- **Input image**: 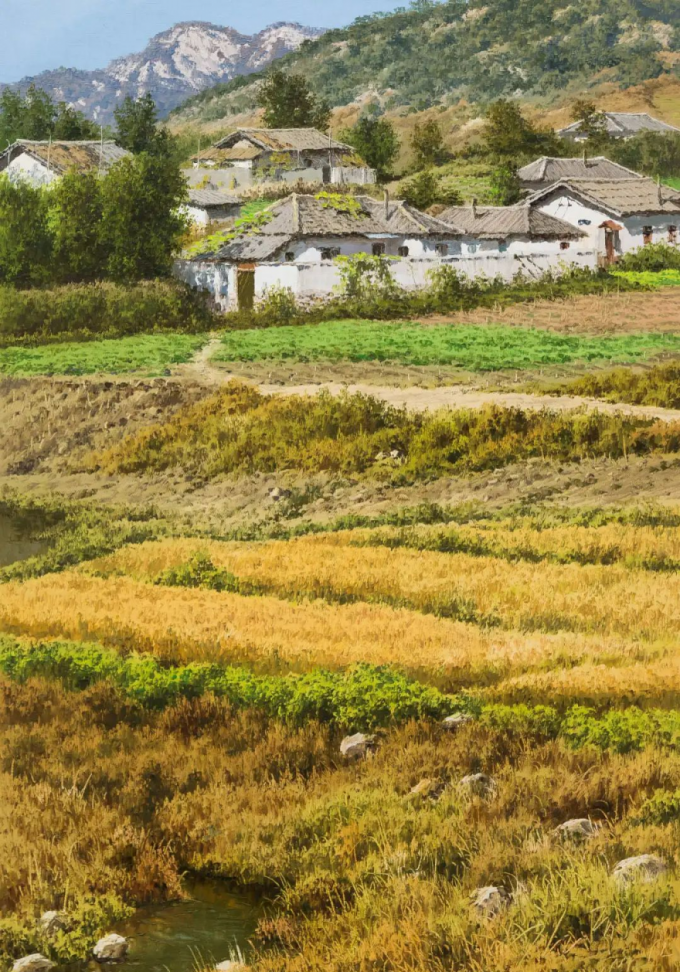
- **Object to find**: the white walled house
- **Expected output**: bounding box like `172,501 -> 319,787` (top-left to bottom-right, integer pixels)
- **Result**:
558,112 -> 680,143
175,194 -> 593,312
184,188 -> 242,226
187,128 -> 376,193
0,140 -> 131,187
528,178 -> 680,265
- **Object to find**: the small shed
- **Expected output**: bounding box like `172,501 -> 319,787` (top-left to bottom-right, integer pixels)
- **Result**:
0,139 -> 131,187
185,188 -> 242,225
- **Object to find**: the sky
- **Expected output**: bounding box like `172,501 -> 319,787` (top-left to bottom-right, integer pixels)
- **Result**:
0,0 -> 393,83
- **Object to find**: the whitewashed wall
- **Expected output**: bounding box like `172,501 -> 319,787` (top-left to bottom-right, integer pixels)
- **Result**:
174,260 -> 234,311
535,191 -> 680,257
3,155 -> 59,187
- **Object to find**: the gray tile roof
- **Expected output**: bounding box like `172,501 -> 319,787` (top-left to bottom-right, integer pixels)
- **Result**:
528,177 -> 680,216
0,139 -> 131,175
558,112 -> 680,138
188,188 -> 240,208
201,193 -> 462,262
214,128 -> 353,153
438,203 -> 585,240
518,156 -> 642,184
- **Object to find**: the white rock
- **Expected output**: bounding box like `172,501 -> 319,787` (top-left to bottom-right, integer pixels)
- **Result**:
340,732 -> 376,759
408,778 -> 445,801
612,854 -> 668,885
554,819 -> 600,841
442,713 -> 473,731
215,963 -> 247,972
12,956 -> 55,972
269,487 -> 291,502
470,886 -> 510,918
93,934 -> 129,962
39,912 -> 68,936
460,773 -> 497,797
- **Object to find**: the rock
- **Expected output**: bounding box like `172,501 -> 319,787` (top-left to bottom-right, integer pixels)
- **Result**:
407,778 -> 445,801
93,934 -> 129,962
12,956 -> 55,972
470,886 -> 510,919
340,732 -> 376,759
441,713 -> 473,731
612,854 -> 668,886
389,449 -> 404,460
39,911 -> 68,936
554,819 -> 600,842
460,773 -> 497,798
215,963 -> 247,972
269,487 -> 291,502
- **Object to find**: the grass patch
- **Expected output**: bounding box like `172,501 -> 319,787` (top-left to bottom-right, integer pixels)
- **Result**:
529,362 -> 680,410
0,333 -> 208,376
214,321 -> 680,370
613,269 -> 680,288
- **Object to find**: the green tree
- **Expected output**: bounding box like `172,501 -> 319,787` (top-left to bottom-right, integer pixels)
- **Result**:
489,163 -> 522,205
52,102 -> 99,141
571,99 -> 610,147
0,84 -> 98,145
100,153 -> 188,282
0,177 -> 52,287
610,131 -> 680,178
257,68 -> 331,131
401,169 -> 439,209
114,94 -> 171,156
339,116 -> 400,182
483,99 -> 555,160
411,118 -> 447,168
48,170 -> 105,283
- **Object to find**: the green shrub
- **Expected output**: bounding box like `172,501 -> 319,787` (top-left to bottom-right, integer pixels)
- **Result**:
542,363 -> 680,410
636,789 -> 680,825
617,243 -> 680,272
0,280 -> 216,345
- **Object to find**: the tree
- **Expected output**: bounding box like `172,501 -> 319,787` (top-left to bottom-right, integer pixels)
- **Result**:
411,118 -> 447,168
489,163 -> 521,205
483,99 -> 555,160
571,99 -> 610,146
100,153 -> 188,281
339,116 -> 400,182
401,169 -> 440,209
257,68 -> 331,131
0,177 -> 52,287
48,170 -> 105,282
114,94 -> 171,156
52,102 -> 99,141
0,84 -> 98,146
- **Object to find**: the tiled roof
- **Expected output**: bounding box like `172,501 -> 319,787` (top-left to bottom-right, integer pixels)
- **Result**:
518,156 -> 642,184
192,145 -> 261,164
528,177 -> 680,216
188,188 -> 240,207
0,139 -> 131,175
558,112 -> 680,137
214,128 -> 353,153
439,203 -> 585,240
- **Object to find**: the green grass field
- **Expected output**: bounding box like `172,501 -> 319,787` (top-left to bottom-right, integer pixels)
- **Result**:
614,269 -> 680,288
214,321 -> 680,372
0,333 -> 208,376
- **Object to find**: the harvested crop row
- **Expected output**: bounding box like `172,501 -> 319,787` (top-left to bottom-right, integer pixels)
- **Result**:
0,572 -> 662,689
88,536 -> 680,640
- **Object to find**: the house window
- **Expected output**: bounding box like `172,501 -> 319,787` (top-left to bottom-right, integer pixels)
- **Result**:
435,243 -> 449,257
398,246 -> 409,257
467,243 -> 478,254
560,241 -> 571,250
304,158 -> 313,168
499,242 -> 509,253
578,219 -> 592,226
372,243 -> 386,256
320,247 -> 341,261
669,225 -> 678,244
285,251 -> 295,262
643,226 -> 653,245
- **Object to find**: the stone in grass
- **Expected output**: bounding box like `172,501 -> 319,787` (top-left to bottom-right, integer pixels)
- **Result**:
554,819 -> 601,842
460,773 -> 497,798
441,713 -> 473,732
39,911 -> 69,936
408,778 -> 446,801
93,934 -> 129,962
612,854 -> 668,886
215,963 -> 248,972
269,487 -> 291,502
12,956 -> 55,972
340,733 -> 376,760
470,886 -> 510,919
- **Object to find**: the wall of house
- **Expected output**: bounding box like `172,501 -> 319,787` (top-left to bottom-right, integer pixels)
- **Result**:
183,164 -> 375,193
535,192 -> 680,258
174,260 -> 234,311
3,154 -> 59,187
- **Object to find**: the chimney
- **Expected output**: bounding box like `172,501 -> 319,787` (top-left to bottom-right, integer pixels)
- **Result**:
471,197 -> 477,219
384,188 -> 390,220
582,148 -> 589,167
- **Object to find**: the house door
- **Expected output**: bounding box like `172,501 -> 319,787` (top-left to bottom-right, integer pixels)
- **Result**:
322,165 -> 332,184
237,268 -> 255,311
604,228 -> 618,266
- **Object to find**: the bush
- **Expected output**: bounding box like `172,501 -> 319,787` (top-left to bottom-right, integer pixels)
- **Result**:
617,243 -> 680,272
0,280 -> 217,345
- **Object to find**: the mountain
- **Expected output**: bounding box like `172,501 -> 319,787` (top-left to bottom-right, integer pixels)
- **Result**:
172,0 -> 680,124
1,21 -> 324,124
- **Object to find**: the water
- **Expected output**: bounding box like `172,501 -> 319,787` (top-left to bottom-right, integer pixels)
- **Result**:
0,510 -> 51,568
106,879 -> 262,972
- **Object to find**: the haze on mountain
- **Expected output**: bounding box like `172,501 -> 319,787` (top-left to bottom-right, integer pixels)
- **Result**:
0,21 -> 325,124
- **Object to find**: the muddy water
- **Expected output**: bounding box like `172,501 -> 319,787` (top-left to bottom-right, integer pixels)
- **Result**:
0,510 -> 51,567
107,879 -> 262,972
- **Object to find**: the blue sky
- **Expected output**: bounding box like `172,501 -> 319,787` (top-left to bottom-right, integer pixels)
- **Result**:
0,0 -> 393,83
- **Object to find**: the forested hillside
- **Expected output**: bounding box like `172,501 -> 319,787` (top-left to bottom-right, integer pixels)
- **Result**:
173,0 -> 680,124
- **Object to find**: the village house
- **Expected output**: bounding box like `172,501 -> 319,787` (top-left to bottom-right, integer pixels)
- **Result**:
175,193 -> 593,311
0,139 -> 131,187
184,188 -> 242,226
528,177 -> 680,265
558,112 -> 680,142
186,128 -> 376,192
518,156 -> 642,193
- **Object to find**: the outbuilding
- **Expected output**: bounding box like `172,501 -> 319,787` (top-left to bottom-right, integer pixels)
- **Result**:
184,188 -> 242,226
0,139 -> 131,187
518,156 -> 642,193
558,112 -> 680,142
